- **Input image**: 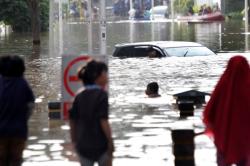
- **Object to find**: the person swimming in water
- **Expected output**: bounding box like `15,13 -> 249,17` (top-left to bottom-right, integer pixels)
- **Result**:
145,82 -> 161,98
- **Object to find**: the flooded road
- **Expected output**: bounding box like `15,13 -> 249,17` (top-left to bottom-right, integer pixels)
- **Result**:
0,20 -> 250,165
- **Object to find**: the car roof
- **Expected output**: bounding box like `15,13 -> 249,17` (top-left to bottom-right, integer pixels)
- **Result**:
115,41 -> 204,48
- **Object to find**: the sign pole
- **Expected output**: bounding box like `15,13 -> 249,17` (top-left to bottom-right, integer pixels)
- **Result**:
100,0 -> 107,55
59,0 -> 63,55
171,0 -> 174,20
88,0 -> 93,54
151,0 -> 155,20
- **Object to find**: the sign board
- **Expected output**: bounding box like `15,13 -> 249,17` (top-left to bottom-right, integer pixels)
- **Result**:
62,55 -> 107,119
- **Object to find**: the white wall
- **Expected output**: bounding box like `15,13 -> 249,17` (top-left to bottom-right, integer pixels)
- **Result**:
195,0 -> 219,7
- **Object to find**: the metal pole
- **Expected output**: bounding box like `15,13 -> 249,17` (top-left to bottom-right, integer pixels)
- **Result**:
130,0 -> 133,10
245,0 -> 249,51
59,0 -> 63,56
88,0 -> 93,54
171,21 -> 174,41
129,0 -> 133,19
79,0 -> 84,21
171,0 -> 174,20
221,0 -> 225,14
151,0 -> 155,20
245,0 -> 248,29
151,22 -> 155,41
49,0 -> 54,56
219,23 -> 222,51
100,0 -> 107,55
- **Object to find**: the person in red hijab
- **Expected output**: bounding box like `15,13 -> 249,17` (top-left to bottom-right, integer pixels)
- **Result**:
203,55 -> 250,166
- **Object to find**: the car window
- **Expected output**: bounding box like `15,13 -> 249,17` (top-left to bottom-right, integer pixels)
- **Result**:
163,46 -> 215,57
133,46 -> 150,57
115,47 -> 132,57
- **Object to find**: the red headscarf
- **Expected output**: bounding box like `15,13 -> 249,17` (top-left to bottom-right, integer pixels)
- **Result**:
203,55 -> 250,164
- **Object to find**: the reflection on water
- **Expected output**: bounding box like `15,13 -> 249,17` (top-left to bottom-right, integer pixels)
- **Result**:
50,20 -> 250,56
0,20 -> 250,165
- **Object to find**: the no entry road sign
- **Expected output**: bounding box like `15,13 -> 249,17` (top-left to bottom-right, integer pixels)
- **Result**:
61,55 -> 107,119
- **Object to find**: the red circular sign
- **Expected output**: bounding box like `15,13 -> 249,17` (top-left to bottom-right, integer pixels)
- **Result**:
63,56 -> 90,97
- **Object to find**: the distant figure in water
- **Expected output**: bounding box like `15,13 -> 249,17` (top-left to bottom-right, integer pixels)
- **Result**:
147,49 -> 161,58
187,6 -> 194,16
145,82 -> 161,98
203,55 -> 250,166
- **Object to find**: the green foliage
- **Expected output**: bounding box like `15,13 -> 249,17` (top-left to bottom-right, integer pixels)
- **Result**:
40,0 -> 49,31
227,11 -> 243,20
174,0 -> 194,15
192,5 -> 200,14
225,0 -> 244,14
0,0 -> 49,32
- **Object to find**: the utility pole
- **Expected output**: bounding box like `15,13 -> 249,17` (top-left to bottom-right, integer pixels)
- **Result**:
100,0 -> 107,55
87,0 -> 93,54
245,0 -> 249,51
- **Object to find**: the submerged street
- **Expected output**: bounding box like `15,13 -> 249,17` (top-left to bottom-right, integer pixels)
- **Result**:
1,20 -> 250,165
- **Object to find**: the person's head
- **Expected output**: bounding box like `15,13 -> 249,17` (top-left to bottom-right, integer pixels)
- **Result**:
225,55 -> 250,78
0,55 -> 25,77
148,50 -> 159,58
145,82 -> 160,97
78,60 -> 108,87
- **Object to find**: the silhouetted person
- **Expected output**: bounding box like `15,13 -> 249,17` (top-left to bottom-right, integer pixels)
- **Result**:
203,56 -> 250,166
187,6 -> 194,16
206,6 -> 212,14
70,60 -> 114,166
0,55 -> 35,166
145,82 -> 161,98
198,6 -> 204,15
213,2 -> 220,12
147,49 -> 161,58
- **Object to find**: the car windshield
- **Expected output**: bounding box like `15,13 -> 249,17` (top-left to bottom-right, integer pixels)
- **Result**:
163,46 -> 215,57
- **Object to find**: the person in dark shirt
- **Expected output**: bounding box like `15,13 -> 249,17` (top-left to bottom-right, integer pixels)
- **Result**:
0,55 -> 35,166
69,60 -> 114,166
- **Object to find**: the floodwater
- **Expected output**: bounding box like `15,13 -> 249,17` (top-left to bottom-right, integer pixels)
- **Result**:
0,19 -> 250,166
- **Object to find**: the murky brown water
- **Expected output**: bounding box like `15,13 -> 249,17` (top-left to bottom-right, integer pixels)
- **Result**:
0,19 -> 250,165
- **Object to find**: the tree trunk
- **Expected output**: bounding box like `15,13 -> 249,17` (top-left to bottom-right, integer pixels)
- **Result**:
27,0 -> 41,45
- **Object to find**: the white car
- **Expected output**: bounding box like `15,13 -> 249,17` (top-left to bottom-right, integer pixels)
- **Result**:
113,41 -> 216,58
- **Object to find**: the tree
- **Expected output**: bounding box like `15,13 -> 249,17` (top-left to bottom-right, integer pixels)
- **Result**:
174,0 -> 194,15
225,0 -> 244,14
27,0 -> 40,44
0,0 -> 31,32
0,0 -> 49,44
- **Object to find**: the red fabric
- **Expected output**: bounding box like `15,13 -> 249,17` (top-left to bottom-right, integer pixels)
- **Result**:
203,55 -> 250,164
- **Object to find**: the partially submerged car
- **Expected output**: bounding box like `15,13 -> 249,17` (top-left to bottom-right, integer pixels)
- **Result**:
112,41 -> 216,58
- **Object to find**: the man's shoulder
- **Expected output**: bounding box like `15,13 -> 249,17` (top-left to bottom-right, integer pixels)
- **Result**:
76,88 -> 107,98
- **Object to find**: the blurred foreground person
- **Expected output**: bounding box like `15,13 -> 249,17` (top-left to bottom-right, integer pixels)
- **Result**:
203,56 -> 250,166
0,55 -> 35,166
70,60 -> 114,166
145,82 -> 161,98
